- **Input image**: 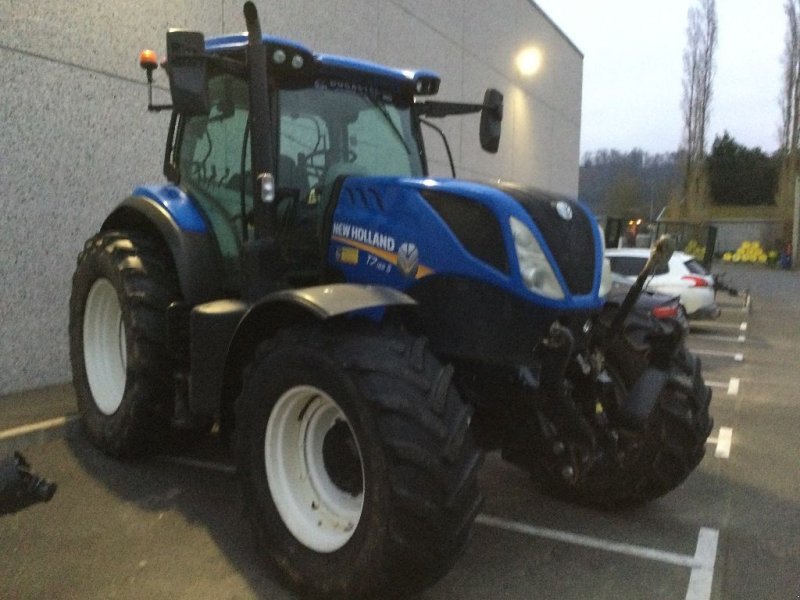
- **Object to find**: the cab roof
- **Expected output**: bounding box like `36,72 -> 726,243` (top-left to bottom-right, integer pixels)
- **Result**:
205,33 -> 440,96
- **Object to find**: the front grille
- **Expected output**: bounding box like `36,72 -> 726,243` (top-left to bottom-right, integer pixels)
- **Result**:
497,183 -> 595,295
421,190 -> 509,274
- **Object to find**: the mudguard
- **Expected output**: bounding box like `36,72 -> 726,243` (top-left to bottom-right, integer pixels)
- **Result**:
263,284 -> 417,318
620,362 -> 699,430
620,367 -> 670,428
101,189 -> 226,305
190,283 -> 417,416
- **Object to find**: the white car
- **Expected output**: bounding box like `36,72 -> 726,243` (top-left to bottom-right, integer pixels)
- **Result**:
606,248 -> 720,319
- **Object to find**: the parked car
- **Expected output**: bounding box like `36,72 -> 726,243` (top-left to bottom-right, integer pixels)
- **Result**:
606,282 -> 690,334
605,248 -> 720,319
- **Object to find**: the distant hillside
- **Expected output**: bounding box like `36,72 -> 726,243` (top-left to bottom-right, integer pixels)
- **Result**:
579,149 -> 682,219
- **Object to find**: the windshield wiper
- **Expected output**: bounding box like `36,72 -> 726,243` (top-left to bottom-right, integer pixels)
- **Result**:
365,95 -> 411,157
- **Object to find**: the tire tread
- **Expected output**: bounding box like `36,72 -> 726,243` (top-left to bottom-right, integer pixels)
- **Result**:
69,229 -> 180,456
235,323 -> 483,598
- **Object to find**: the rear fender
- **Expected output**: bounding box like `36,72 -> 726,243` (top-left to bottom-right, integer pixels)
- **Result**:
101,192 -> 225,304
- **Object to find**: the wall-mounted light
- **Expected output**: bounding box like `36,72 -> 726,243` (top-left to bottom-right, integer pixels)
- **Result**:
515,47 -> 542,77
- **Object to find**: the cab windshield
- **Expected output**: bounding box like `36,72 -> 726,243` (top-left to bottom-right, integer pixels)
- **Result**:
277,85 -> 424,194
176,74 -> 426,288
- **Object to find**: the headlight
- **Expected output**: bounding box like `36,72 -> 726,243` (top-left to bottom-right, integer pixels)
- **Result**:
510,216 -> 564,299
598,224 -> 613,297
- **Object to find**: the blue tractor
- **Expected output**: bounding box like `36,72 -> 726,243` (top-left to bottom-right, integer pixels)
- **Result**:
69,3 -> 711,597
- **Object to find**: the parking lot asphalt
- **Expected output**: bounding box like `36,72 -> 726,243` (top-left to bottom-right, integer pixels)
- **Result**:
0,383 -> 77,456
2,262 -> 799,599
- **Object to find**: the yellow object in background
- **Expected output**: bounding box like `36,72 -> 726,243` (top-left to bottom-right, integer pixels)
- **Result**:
723,240 -> 769,264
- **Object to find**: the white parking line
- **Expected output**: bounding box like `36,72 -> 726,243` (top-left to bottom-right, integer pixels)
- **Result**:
707,427 -> 733,458
0,415 -> 78,440
704,378 -> 740,396
476,515 -> 719,600
714,427 -> 733,458
685,528 -> 720,600
690,321 -> 747,331
476,514 -> 701,567
717,295 -> 751,313
694,334 -> 746,344
691,348 -> 744,361
157,448 -> 724,598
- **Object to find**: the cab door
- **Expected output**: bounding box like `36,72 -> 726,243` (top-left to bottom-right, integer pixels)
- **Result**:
177,73 -> 252,294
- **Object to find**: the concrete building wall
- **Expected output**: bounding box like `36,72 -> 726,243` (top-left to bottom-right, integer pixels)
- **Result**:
0,0 -> 582,395
711,219 -> 785,254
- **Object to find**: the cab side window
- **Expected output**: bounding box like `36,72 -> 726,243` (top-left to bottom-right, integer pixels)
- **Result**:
178,74 -> 251,291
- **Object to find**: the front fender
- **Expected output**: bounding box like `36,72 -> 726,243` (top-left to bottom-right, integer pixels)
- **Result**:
190,284 -> 416,418
261,284 -> 417,319
619,367 -> 670,429
227,284 -> 417,368
619,362 -> 699,430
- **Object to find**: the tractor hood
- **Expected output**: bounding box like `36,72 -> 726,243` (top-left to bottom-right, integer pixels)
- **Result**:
328,175 -> 605,311
413,178 -> 599,297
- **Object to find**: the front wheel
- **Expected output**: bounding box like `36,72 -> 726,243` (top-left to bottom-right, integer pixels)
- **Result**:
529,344 -> 713,509
235,325 -> 482,598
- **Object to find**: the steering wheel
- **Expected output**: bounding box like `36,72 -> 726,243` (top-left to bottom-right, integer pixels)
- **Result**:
300,149 -> 359,181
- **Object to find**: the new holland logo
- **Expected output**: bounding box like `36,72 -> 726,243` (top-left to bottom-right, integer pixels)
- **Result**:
397,242 -> 419,278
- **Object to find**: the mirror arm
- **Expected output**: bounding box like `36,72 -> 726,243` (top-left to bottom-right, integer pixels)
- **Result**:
415,101 -> 484,118
419,118 -> 456,177
147,102 -> 174,112
206,55 -> 247,77
142,61 -> 173,112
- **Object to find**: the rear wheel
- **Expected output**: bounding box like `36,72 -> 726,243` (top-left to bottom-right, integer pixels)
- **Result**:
69,231 -> 179,456
236,325 -> 483,598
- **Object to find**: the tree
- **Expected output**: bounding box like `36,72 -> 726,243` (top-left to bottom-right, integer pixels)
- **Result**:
606,171 -> 644,219
707,133 -> 778,206
681,0 -> 718,205
579,150 -> 682,218
780,0 -> 800,199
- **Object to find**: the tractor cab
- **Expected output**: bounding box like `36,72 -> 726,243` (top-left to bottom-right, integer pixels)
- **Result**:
174,55 -> 426,288
142,27 -> 501,295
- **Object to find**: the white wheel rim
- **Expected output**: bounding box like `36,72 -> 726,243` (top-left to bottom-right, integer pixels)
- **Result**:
83,278 -> 127,416
265,385 -> 365,553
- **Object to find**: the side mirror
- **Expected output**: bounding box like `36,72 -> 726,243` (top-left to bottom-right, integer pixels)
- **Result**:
166,29 -> 209,116
480,88 -> 503,153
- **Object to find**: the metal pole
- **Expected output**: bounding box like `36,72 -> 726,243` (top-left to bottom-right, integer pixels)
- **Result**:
794,176 -> 800,268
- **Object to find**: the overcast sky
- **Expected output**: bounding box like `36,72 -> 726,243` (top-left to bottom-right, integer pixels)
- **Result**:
532,0 -> 786,157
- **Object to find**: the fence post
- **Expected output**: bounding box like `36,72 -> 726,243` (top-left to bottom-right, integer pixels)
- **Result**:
703,225 -> 717,269
793,176 -> 799,268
